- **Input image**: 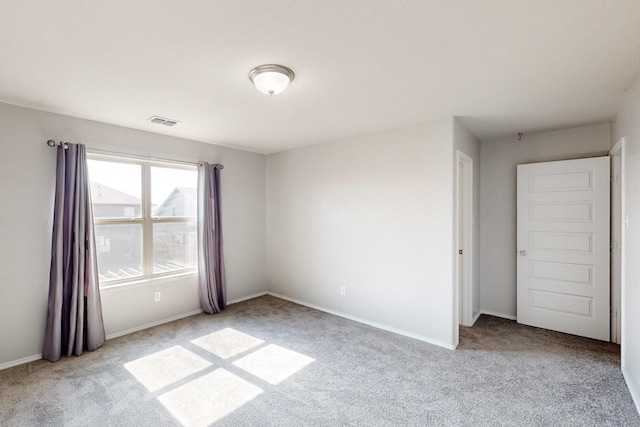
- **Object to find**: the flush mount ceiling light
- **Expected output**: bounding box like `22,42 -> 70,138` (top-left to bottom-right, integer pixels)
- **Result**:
248,64 -> 295,96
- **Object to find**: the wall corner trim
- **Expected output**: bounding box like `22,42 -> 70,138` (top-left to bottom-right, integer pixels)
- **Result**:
471,311 -> 482,325
622,366 -> 640,415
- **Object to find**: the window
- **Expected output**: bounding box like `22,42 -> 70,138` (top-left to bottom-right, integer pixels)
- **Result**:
87,155 -> 198,285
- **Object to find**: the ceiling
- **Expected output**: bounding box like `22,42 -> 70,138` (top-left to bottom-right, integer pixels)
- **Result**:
1,1 -> 640,154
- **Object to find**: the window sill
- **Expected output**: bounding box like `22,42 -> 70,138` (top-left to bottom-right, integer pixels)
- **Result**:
99,270 -> 198,291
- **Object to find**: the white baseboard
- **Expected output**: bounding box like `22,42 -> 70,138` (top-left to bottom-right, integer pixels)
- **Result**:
0,354 -> 42,371
622,366 -> 640,415
481,310 -> 517,321
106,308 -> 204,340
2,310 -> 209,368
5,290 -> 457,370
267,292 -> 456,350
228,291 -> 268,305
1,292 -> 271,371
106,292 -> 268,340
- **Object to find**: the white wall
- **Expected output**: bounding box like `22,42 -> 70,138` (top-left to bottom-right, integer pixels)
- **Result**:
612,73 -> 640,412
267,118 -> 457,348
0,102 -> 266,367
480,124 -> 611,319
453,118 -> 481,321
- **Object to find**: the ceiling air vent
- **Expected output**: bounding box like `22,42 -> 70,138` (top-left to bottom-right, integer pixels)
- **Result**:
147,116 -> 180,127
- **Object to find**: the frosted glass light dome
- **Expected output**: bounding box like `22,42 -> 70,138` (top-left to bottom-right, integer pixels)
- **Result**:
249,64 -> 295,96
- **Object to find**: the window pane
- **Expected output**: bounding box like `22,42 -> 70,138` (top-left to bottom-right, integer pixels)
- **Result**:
153,222 -> 197,273
151,166 -> 197,217
95,224 -> 143,282
88,159 -> 142,218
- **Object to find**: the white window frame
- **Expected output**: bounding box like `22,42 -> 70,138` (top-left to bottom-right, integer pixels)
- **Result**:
88,153 -> 198,287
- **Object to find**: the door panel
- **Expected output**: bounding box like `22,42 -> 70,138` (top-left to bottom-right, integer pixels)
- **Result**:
517,157 -> 609,341
529,289 -> 592,316
529,231 -> 593,253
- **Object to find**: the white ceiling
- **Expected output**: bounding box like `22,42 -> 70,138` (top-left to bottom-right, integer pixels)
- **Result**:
1,1 -> 639,154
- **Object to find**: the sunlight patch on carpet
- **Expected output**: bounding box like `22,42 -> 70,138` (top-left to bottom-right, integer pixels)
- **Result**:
233,344 -> 315,385
191,327 -> 264,359
124,345 -> 212,392
158,368 -> 263,426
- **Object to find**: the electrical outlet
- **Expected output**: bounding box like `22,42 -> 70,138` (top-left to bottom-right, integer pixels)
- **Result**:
340,286 -> 347,296
154,291 -> 161,302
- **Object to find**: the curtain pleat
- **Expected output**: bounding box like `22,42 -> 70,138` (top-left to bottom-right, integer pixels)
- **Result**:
197,163 -> 226,314
43,143 -> 105,362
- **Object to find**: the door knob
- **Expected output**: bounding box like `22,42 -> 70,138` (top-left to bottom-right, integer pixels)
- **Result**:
519,250 -> 528,256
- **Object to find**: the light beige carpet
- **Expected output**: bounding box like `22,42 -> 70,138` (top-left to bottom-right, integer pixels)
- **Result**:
1,295 -> 638,426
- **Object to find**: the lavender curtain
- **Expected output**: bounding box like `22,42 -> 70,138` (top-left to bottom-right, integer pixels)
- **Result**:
197,162 -> 227,314
43,143 -> 105,362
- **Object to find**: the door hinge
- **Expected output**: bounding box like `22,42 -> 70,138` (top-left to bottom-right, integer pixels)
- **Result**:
459,249 -> 463,255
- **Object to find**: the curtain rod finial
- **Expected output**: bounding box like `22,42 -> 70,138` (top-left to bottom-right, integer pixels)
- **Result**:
47,140 -> 56,147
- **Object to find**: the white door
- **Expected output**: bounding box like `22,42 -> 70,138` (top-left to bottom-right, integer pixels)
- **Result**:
517,157 -> 610,341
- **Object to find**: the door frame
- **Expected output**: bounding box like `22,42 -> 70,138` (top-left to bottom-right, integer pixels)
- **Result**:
610,137 -> 626,345
456,150 -> 474,327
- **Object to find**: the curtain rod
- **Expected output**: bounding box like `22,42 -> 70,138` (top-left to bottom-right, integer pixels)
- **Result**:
47,139 -> 68,149
46,140 -> 224,169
